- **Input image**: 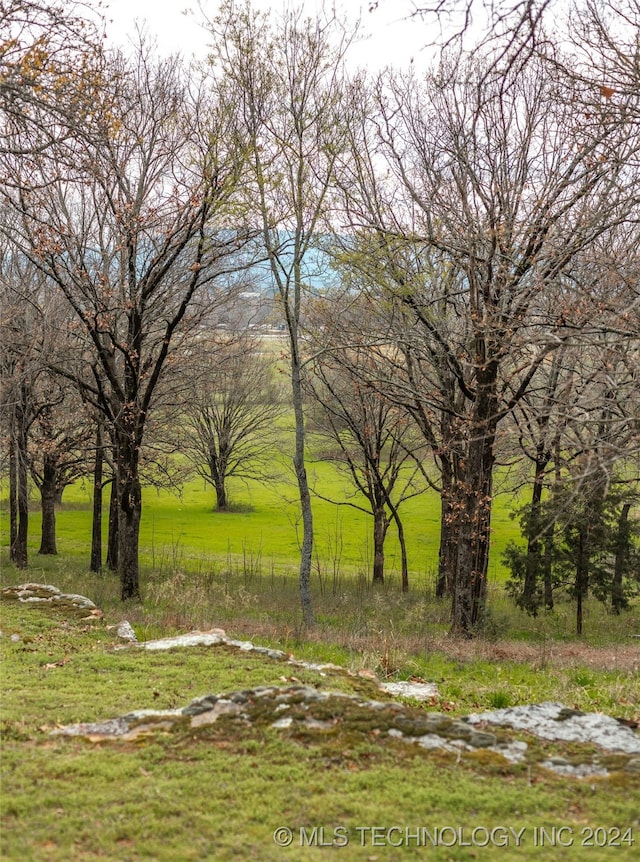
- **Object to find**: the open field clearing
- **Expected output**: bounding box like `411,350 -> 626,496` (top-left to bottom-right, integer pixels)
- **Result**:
1,596 -> 639,862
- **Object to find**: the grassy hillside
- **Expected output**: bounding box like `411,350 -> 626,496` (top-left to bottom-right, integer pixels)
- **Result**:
1,599 -> 638,862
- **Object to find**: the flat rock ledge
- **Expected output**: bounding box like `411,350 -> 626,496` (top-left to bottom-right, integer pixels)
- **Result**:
467,702 -> 640,756
51,685 -> 640,780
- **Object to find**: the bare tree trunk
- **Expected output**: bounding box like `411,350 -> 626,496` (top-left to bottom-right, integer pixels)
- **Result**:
543,529 -> 554,611
451,388 -> 496,636
214,477 -> 228,511
521,451 -> 548,613
116,436 -> 142,600
106,473 -> 118,571
9,415 -> 18,561
90,424 -> 103,572
372,504 -> 388,585
291,357 -> 314,627
117,473 -> 141,600
575,527 -> 589,637
38,454 -> 57,555
386,498 -> 409,593
612,502 -> 631,614
14,399 -> 29,569
437,466 -> 458,598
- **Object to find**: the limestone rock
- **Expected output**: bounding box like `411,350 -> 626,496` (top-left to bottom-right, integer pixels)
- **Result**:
378,680 -> 438,701
467,702 -> 640,754
116,621 -> 137,642
1,583 -> 96,614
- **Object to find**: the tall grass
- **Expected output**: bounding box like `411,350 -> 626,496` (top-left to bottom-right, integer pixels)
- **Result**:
2,541 -> 635,650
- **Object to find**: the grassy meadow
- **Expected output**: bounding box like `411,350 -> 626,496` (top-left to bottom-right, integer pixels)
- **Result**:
0,451 -> 522,586
2,451 -> 640,861
1,599 -> 639,862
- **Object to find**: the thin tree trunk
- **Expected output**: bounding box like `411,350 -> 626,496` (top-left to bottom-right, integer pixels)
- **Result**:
9,415 -> 17,561
291,356 -> 314,627
543,432 -> 564,612
522,452 -> 549,614
14,401 -> 29,569
543,528 -> 554,611
106,471 -> 118,571
90,424 -> 103,572
372,505 -> 387,585
575,527 -> 589,637
38,454 -> 57,555
612,502 -> 631,614
387,499 -> 409,593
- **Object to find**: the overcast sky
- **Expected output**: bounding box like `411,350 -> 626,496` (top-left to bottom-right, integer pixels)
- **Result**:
101,1 -> 440,71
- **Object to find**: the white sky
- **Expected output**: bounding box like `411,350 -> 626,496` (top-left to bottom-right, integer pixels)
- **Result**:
100,0 -> 439,71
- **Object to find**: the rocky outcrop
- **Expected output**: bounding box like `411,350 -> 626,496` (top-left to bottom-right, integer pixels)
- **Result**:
116,628 -> 440,701
1,583 -> 101,618
467,702 -> 640,755
51,684 -> 640,779
5,583 -> 639,779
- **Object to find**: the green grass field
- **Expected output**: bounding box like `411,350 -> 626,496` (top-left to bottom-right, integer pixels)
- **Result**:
2,450 -> 636,648
1,600 -> 639,862
0,453 -> 523,589
2,451 -> 639,862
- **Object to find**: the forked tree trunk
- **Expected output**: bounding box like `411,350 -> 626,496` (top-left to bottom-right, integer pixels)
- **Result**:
387,500 -> 409,593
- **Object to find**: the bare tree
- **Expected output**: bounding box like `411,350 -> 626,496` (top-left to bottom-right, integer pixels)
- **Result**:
334,50 -> 639,634
503,233 -> 640,627
181,331 -> 287,511
1,43 -> 249,599
306,302 -> 427,591
370,0 -> 556,73
209,0 -> 359,626
1,253 -> 45,567
28,372 -> 90,554
0,0 -> 104,156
